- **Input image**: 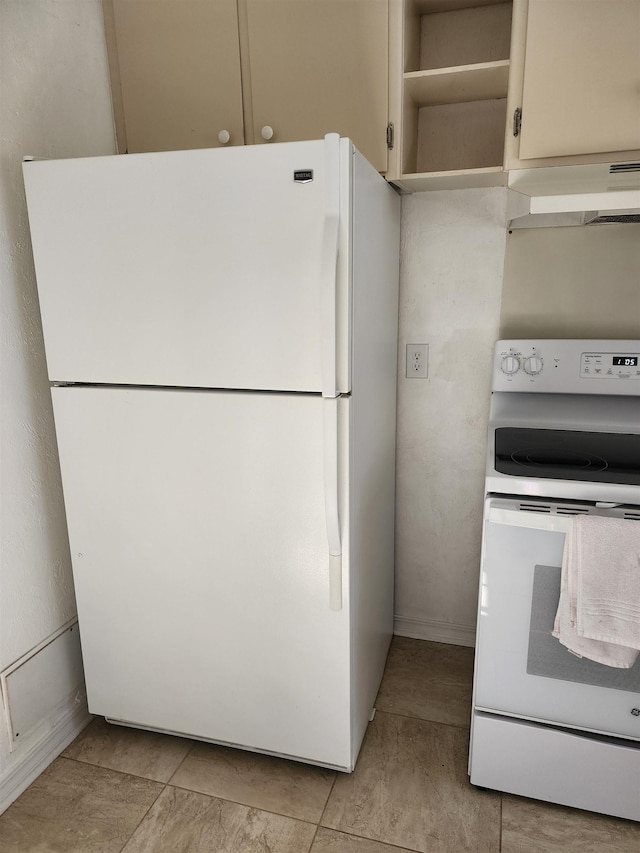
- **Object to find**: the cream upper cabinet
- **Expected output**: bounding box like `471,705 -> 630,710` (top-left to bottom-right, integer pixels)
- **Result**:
505,0 -> 640,168
107,0 -> 244,153
105,0 -> 391,172
243,0 -> 390,172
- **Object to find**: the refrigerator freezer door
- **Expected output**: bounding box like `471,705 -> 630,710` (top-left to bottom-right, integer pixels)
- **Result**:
51,385 -> 352,768
23,138 -> 350,393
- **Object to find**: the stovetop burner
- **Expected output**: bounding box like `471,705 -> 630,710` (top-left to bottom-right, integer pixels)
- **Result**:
509,448 -> 609,473
494,428 -> 640,486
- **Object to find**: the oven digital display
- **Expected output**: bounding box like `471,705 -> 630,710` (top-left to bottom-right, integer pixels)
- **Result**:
612,356 -> 638,366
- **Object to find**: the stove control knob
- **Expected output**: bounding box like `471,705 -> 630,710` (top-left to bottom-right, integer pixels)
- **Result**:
501,355 -> 521,375
523,356 -> 543,375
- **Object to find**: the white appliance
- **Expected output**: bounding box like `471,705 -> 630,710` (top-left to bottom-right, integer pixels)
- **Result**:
470,340 -> 640,820
22,135 -> 401,772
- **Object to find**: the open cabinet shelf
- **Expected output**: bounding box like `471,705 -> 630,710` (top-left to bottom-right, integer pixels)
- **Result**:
393,165 -> 506,193
396,0 -> 513,190
405,59 -> 509,106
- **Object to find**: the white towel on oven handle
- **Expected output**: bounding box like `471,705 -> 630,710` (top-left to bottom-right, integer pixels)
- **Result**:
576,515 -> 640,650
553,515 -> 640,669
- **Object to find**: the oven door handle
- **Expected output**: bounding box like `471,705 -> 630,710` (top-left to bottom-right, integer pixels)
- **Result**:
487,507 -> 574,533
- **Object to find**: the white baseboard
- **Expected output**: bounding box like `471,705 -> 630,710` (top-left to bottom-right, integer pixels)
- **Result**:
394,615 -> 476,648
0,704 -> 92,815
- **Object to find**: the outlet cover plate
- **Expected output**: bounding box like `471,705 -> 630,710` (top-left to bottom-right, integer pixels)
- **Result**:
406,343 -> 428,378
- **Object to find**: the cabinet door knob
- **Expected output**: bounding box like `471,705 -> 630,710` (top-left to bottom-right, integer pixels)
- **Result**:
217,130 -> 231,144
261,125 -> 274,141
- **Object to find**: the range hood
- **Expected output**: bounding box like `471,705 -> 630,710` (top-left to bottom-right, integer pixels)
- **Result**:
507,161 -> 640,228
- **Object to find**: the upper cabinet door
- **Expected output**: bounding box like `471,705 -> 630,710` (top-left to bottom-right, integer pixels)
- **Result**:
109,0 -> 244,152
517,0 -> 640,160
244,0 -> 389,172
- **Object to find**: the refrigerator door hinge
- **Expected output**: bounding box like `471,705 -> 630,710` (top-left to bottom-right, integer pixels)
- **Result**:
513,107 -> 522,138
386,122 -> 394,150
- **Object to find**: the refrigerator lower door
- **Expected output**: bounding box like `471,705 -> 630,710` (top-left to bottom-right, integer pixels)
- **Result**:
52,386 -> 352,769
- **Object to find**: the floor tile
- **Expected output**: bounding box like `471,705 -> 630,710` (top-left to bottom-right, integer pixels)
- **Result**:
121,785 -> 316,852
311,827 -> 418,852
0,757 -> 163,853
169,741 -> 335,822
501,795 -> 640,852
375,637 -> 474,727
63,716 -> 193,782
321,711 -> 500,853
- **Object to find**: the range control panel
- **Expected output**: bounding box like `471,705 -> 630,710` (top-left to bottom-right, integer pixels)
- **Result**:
493,339 -> 640,394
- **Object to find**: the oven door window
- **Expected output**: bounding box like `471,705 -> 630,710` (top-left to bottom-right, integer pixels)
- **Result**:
528,563 -> 640,691
474,503 -> 640,741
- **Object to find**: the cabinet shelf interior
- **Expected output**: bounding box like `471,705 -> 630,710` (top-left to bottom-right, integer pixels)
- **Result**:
413,0 -> 510,14
415,98 -> 507,174
394,165 -> 507,192
405,60 -> 509,107
405,1 -> 512,74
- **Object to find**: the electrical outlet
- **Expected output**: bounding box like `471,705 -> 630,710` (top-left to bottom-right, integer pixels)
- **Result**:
406,343 -> 428,378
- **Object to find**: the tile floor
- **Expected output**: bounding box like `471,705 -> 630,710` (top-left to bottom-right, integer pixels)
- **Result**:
1,636 -> 639,852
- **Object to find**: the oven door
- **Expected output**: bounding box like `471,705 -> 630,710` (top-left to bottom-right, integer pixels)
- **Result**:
474,497 -> 640,741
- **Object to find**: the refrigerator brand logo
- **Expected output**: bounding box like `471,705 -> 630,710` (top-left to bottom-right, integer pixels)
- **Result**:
293,170 -> 314,184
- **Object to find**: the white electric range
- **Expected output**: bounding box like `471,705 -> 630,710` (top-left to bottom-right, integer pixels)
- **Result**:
469,339 -> 640,821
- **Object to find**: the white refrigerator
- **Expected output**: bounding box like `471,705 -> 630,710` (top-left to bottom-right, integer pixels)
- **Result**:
23,134 -> 400,771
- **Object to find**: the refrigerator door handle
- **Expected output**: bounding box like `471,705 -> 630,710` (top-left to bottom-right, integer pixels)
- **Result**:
323,396 -> 342,611
321,133 -> 340,400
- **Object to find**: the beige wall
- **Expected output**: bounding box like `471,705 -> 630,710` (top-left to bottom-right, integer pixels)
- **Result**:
394,188 -> 508,646
0,0 -> 115,808
501,225 -> 640,339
